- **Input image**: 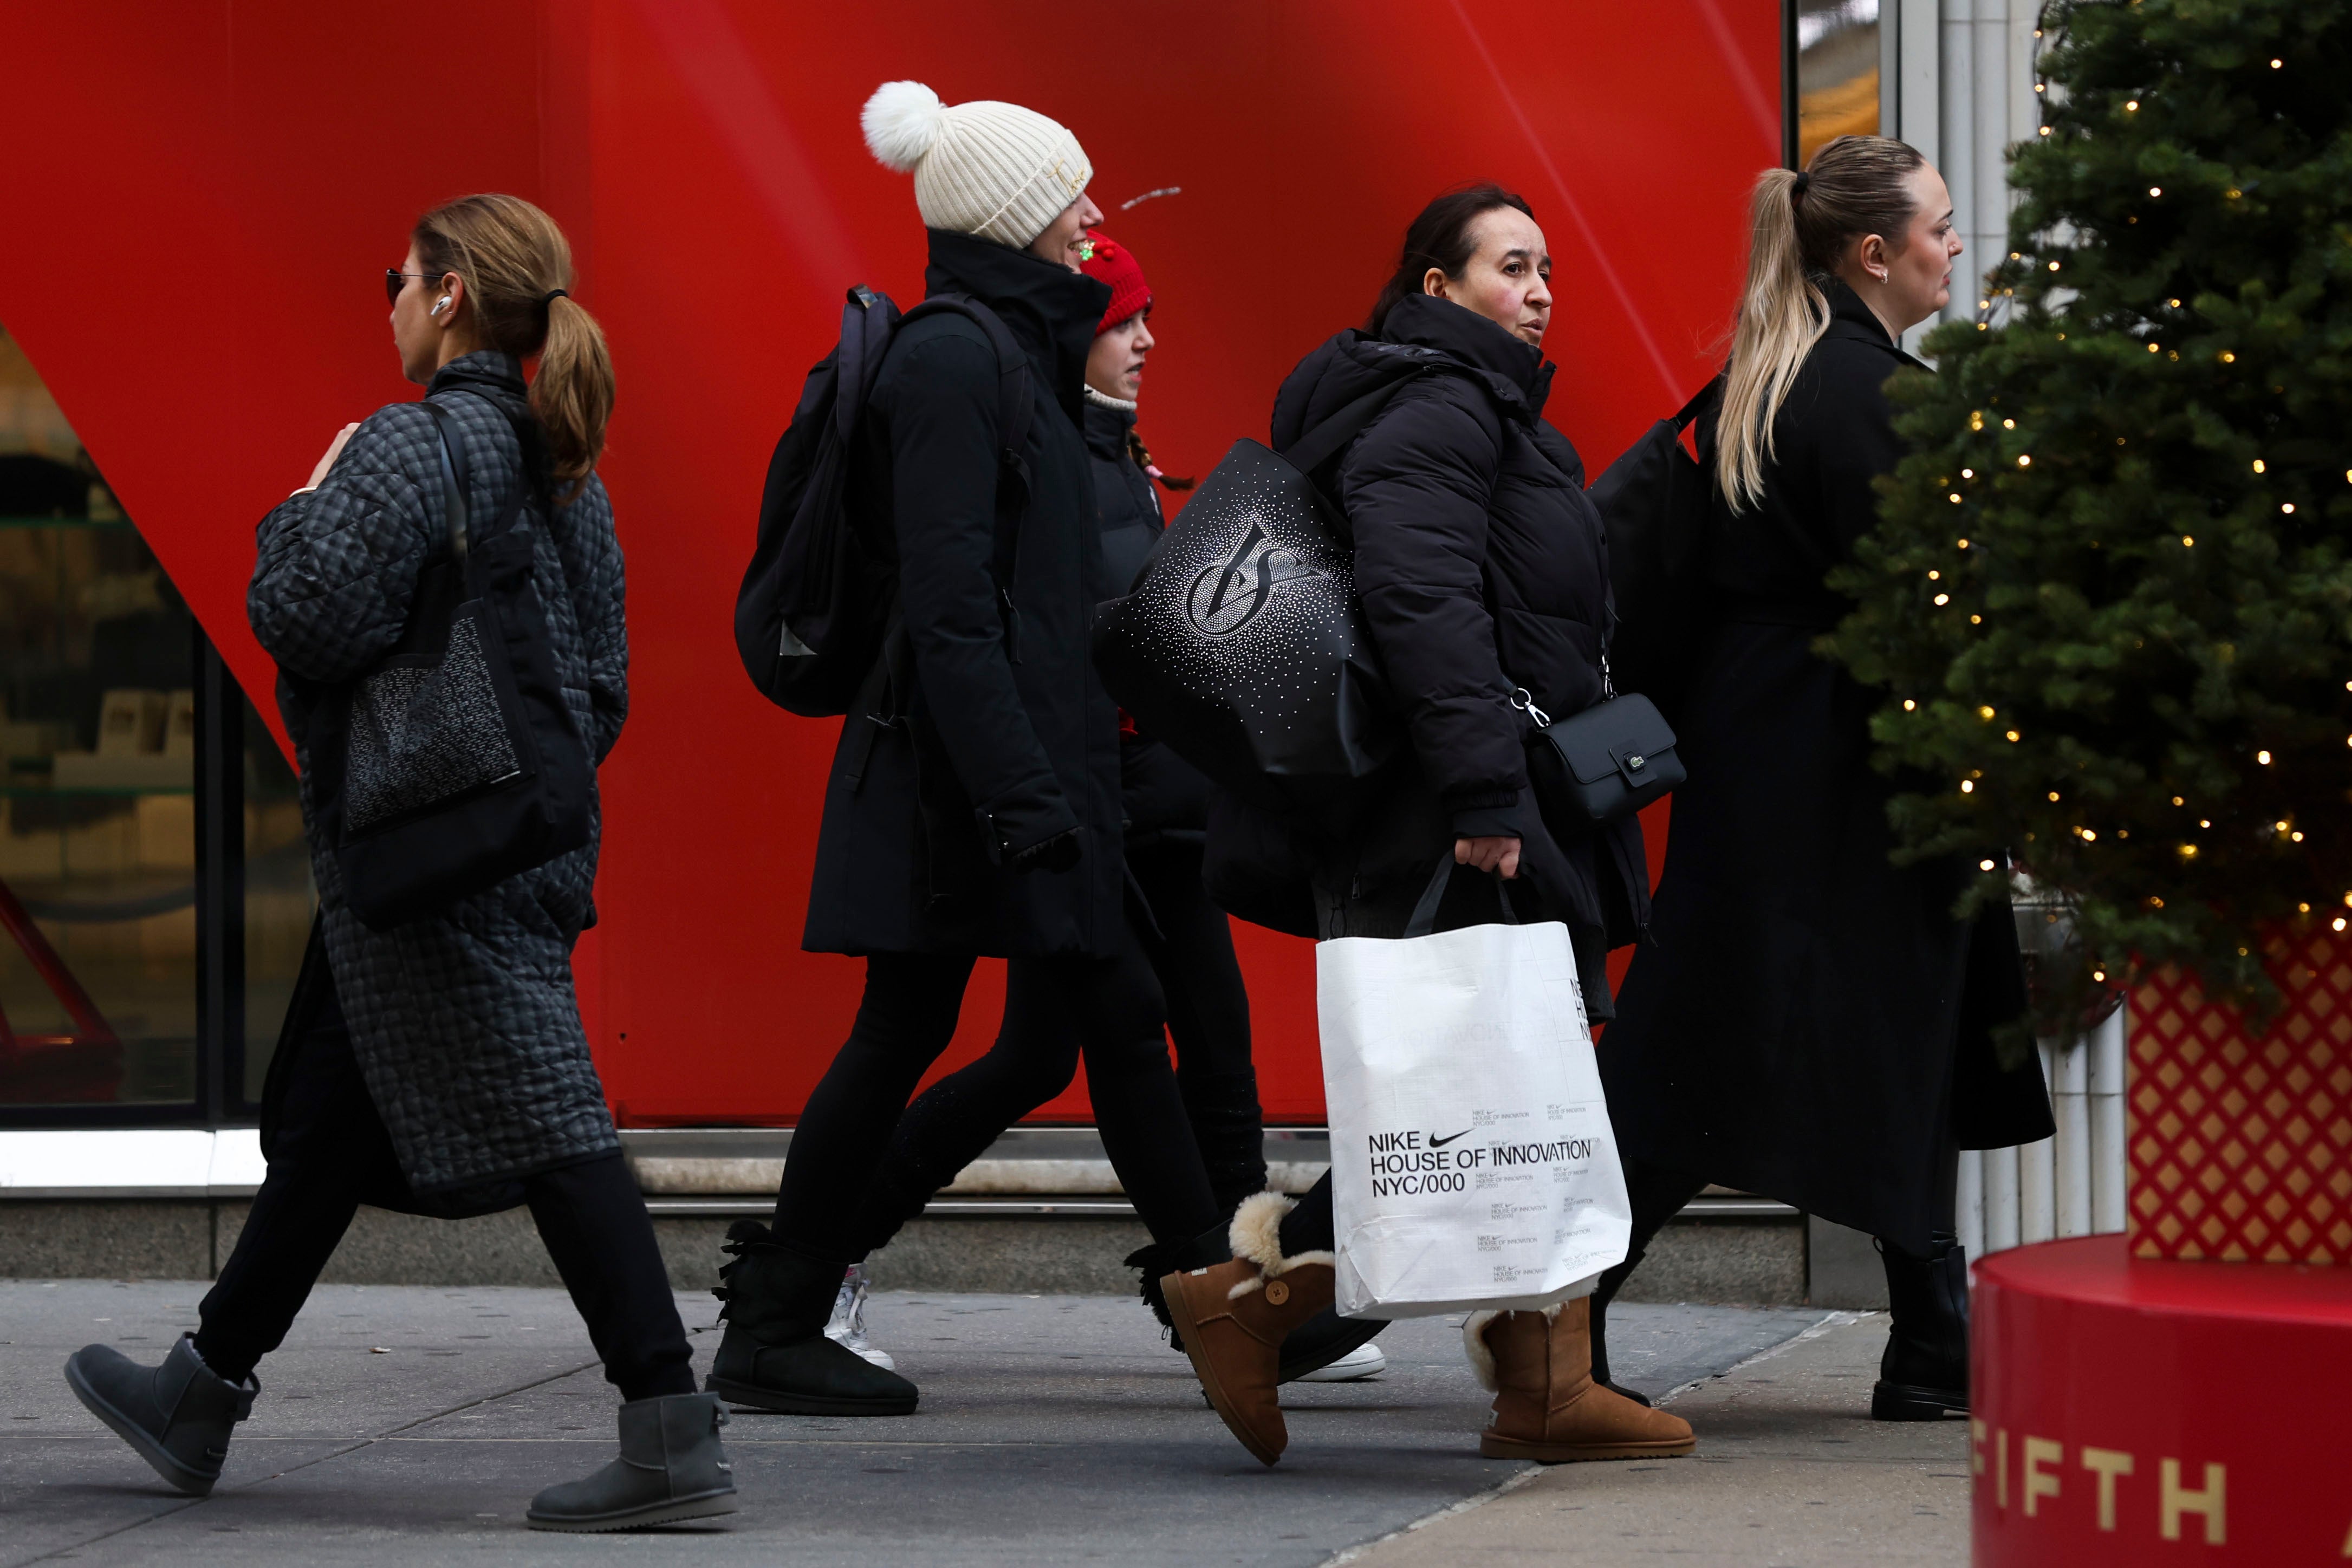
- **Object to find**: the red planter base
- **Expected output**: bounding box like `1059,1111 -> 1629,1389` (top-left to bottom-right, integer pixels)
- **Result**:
1972,1235 -> 2352,1563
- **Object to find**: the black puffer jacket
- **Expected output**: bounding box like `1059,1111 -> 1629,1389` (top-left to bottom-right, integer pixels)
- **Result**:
1086,389 -> 1213,845
803,231 -> 1123,959
1268,294 -> 1647,995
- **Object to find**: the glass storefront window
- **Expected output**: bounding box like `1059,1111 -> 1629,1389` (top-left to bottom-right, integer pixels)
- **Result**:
1797,0 -> 1880,165
0,323 -> 312,1119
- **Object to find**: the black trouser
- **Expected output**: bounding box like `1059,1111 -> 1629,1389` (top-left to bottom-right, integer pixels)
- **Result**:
1583,1143 -> 1965,1384
193,975 -> 693,1404
1137,841 -> 1266,1218
778,906 -> 1222,1262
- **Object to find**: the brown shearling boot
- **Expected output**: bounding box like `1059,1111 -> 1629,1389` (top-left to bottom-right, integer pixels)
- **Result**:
1160,1192 -> 1335,1466
1469,1297 -> 1697,1462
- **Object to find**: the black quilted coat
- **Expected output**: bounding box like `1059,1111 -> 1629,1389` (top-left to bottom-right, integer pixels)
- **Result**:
1597,281 -> 2053,1253
802,231 -> 1124,958
1268,294 -> 1647,1012
250,353 -> 625,1194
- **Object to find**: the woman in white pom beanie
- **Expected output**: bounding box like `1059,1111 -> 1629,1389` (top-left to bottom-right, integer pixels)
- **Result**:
862,80 -> 1102,259
708,86 -> 1229,1421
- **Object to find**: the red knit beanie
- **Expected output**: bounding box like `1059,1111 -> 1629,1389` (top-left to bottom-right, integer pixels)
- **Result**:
1079,231 -> 1151,336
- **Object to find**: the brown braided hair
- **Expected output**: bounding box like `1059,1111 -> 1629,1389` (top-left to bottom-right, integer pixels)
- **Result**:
1127,427 -> 1193,491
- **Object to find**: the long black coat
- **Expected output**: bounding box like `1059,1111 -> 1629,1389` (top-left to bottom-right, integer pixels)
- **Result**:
1085,389 -> 1213,846
1268,294 -> 1646,1012
1597,281 -> 2054,1253
803,231 -> 1123,958
250,354 -> 625,1193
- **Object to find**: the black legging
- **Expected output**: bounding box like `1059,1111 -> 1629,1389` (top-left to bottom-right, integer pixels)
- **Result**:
194,973 -> 693,1404
775,897 -> 1222,1262
1138,841 -> 1266,1216
843,843 -> 1263,1252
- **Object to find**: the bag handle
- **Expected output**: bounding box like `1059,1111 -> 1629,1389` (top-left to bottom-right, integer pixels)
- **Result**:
1401,852 -> 1521,939
1279,375 -> 1418,480
421,400 -> 471,564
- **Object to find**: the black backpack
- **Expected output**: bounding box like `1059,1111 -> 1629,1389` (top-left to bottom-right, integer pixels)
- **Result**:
1587,378 -> 1720,728
735,284 -> 1032,717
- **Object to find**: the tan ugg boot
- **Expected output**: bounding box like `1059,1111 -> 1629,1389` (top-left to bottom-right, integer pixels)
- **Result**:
1466,1297 -> 1697,1461
1159,1192 -> 1336,1466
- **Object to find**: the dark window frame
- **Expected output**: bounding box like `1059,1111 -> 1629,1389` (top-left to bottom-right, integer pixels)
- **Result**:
0,625 -> 271,1130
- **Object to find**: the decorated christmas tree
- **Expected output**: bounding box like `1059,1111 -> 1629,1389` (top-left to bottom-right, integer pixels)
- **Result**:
1825,0 -> 2352,1035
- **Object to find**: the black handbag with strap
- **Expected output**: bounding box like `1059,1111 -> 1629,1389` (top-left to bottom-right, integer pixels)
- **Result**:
1518,675 -> 1684,828
302,394 -> 595,929
1093,376 -> 1418,816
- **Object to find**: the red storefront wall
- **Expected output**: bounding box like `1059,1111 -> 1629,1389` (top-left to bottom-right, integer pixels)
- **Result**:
0,0 -> 1777,1124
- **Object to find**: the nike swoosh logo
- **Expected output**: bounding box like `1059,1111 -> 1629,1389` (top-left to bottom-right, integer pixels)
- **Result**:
1428,1129 -> 1471,1148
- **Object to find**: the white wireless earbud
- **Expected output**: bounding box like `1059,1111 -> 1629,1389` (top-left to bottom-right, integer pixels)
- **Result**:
431,296 -> 452,316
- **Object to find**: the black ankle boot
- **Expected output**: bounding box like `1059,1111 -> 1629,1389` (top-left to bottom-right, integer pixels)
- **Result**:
1587,1252 -> 1653,1407
1128,1220 -> 1234,1351
66,1333 -> 257,1496
706,1220 -> 918,1415
527,1391 -> 738,1531
1872,1231 -> 1969,1420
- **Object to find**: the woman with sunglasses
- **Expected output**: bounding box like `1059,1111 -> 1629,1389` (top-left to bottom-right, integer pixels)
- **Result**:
62,194 -> 737,1533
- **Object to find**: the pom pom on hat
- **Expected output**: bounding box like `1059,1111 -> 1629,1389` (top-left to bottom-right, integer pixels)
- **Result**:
862,81 -> 944,174
856,80 -> 1093,249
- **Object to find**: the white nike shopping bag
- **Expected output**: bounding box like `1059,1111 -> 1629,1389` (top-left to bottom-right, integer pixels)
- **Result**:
1317,858 -> 1632,1318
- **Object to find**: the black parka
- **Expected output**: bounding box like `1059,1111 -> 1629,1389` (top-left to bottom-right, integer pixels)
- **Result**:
1268,294 -> 1647,1007
802,231 -> 1122,958
1085,391 -> 1214,845
1596,279 -> 2054,1253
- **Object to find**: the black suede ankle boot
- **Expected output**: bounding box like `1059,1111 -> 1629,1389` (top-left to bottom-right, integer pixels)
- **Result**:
1872,1231 -> 1969,1420
527,1391 -> 738,1532
706,1220 -> 918,1415
66,1333 -> 257,1496
1129,1219 -> 1235,1351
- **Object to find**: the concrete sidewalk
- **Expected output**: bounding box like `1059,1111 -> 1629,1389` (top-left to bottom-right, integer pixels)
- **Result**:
0,1279 -> 1953,1566
1343,1313 -> 1969,1566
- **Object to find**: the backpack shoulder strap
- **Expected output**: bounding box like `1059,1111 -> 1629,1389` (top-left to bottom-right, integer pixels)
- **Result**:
895,292 -> 1036,659
900,293 -> 1032,475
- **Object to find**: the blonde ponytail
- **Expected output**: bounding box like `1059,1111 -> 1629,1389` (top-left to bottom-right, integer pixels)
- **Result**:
414,194 -> 613,504
1717,135 -> 1925,512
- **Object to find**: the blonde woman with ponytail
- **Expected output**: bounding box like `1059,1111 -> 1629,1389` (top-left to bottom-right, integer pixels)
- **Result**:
66,196 -> 739,1531
1591,138 -> 2052,1423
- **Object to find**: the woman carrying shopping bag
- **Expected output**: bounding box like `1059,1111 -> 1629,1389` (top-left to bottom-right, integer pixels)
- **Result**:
63,195 -> 736,1531
1160,186 -> 1692,1466
1591,138 -> 2053,1421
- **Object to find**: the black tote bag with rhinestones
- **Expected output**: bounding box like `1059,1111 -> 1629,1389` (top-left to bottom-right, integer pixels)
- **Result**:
1092,381 -> 1414,815
303,396 -> 594,929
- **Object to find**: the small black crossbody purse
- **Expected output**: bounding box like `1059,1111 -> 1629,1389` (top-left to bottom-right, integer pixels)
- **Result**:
1517,655 -> 1685,828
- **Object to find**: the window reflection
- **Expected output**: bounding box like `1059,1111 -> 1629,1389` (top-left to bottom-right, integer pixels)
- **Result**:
1798,0 -> 1880,164
0,323 -> 313,1112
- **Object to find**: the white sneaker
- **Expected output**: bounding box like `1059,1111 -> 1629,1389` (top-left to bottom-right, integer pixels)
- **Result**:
1294,1341 -> 1386,1381
823,1265 -> 895,1370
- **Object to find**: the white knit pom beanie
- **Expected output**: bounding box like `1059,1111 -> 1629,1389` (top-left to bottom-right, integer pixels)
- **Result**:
862,81 -> 1093,249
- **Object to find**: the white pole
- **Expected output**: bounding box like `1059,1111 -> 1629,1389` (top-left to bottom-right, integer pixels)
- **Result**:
2089,1002 -> 2128,1234
1957,1146 -> 1985,1262
1983,1142 -> 2021,1254
2053,1029 -> 2093,1237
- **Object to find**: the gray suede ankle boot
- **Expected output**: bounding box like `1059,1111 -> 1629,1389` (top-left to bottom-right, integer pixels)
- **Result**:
65,1333 -> 257,1496
527,1391 -> 738,1532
